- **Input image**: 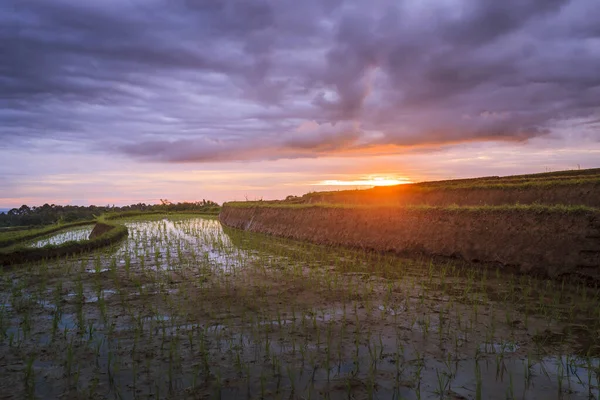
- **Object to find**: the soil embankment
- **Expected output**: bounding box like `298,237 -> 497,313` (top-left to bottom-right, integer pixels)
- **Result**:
89,222 -> 113,239
220,205 -> 600,279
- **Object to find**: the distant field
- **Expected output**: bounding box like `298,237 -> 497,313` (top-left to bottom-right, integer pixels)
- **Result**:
220,167 -> 600,280
282,167 -> 600,208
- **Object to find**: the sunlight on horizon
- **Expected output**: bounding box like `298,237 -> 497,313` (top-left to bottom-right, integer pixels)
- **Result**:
314,176 -> 413,187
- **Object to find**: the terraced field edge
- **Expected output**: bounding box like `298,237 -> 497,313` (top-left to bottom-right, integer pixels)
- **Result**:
219,204 -> 600,280
0,222 -> 128,266
0,220 -> 96,248
284,168 -> 600,207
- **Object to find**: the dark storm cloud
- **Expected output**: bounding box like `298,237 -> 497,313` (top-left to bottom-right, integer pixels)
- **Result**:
0,0 -> 599,162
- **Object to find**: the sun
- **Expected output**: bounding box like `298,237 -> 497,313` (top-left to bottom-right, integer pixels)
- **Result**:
315,175 -> 412,187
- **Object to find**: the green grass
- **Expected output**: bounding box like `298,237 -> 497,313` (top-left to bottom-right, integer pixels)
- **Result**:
298,168 -> 600,200
0,225 -> 36,232
0,222 -> 128,266
0,220 -> 96,248
223,201 -> 599,214
2,214 -> 599,398
413,176 -> 600,191
302,177 -> 600,198
103,208 -> 221,221
500,167 -> 600,179
411,169 -> 600,187
0,210 -> 221,249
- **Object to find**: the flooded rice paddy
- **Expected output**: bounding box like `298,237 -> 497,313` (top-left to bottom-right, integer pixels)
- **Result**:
27,225 -> 94,248
1,215 -> 600,399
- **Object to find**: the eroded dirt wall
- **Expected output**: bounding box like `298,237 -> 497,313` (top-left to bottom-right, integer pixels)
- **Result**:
220,206 -> 600,279
303,183 -> 600,207
89,222 -> 113,239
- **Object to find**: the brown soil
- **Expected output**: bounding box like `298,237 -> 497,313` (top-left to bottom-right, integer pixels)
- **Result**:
220,206 -> 600,279
88,222 -> 113,239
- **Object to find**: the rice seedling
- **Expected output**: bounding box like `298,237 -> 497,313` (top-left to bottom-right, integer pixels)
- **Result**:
1,214 -> 598,398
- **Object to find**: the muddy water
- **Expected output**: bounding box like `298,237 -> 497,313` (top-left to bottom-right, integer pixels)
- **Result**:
1,215 -> 599,399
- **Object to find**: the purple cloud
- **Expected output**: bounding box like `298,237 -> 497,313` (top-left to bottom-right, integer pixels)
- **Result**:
0,0 -> 599,163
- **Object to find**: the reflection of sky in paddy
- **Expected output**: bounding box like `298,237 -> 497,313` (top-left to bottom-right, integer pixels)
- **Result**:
28,226 -> 93,248
85,217 -> 253,273
4,215 -> 600,399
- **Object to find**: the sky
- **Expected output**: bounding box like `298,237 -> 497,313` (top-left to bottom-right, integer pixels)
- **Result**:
1,0 -> 599,207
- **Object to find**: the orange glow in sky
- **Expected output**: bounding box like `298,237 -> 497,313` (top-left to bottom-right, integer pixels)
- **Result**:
314,176 -> 413,186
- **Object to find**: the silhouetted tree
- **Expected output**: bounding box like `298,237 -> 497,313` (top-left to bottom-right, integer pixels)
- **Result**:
0,200 -> 221,227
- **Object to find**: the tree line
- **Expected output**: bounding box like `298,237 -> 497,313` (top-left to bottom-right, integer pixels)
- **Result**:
0,200 -> 220,227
